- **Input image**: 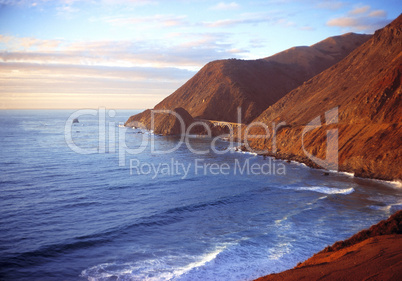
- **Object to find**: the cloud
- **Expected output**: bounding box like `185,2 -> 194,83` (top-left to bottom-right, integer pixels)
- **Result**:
103,14 -> 188,28
299,26 -> 314,31
203,12 -> 273,27
0,61 -> 192,109
0,34 -> 243,69
0,0 -> 157,7
349,5 -> 370,15
316,1 -> 345,10
326,6 -> 389,33
0,35 -> 63,51
369,10 -> 387,18
227,48 -> 248,54
0,61 -> 193,81
202,11 -> 300,29
100,0 -> 157,5
0,33 -> 249,108
203,18 -> 243,27
210,2 -> 239,10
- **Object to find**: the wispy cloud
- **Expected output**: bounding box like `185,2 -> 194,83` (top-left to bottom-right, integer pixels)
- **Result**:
102,14 -> 188,28
299,26 -> 314,31
0,0 -> 157,7
203,13 -> 273,27
0,61 -> 191,109
316,1 -> 345,10
0,35 -> 63,51
369,10 -> 386,18
349,5 -> 370,15
101,0 -> 157,5
0,33 -> 248,108
210,2 -> 239,11
0,34 -> 244,69
326,5 -> 390,33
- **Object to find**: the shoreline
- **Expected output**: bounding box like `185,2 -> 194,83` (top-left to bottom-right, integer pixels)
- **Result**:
232,144 -> 402,188
254,210 -> 402,281
123,125 -> 402,187
263,152 -> 402,188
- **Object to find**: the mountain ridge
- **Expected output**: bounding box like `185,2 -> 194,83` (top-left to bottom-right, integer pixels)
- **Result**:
126,32 -> 370,125
247,14 -> 402,180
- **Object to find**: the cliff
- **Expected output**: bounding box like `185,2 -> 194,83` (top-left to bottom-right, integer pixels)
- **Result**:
125,107 -> 195,136
127,33 -> 370,125
248,14 -> 402,180
256,210 -> 402,281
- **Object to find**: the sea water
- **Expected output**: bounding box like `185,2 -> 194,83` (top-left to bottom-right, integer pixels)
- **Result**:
0,109 -> 401,281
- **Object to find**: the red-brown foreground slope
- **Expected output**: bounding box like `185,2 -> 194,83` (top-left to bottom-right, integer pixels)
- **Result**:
127,33 -> 369,125
256,210 -> 402,281
247,14 -> 402,180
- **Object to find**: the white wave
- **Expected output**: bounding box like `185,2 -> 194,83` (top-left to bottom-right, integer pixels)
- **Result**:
290,161 -> 308,168
274,216 -> 288,225
371,179 -> 402,189
185,134 -> 211,139
326,170 -> 355,177
294,186 -> 355,195
81,244 -> 229,281
388,180 -> 402,188
370,203 -> 402,213
242,151 -> 258,156
172,244 -> 228,278
231,146 -> 258,156
81,262 -> 135,281
267,242 -> 291,260
338,171 -> 355,177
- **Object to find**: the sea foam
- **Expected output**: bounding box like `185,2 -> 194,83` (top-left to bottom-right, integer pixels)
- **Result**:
293,186 -> 355,195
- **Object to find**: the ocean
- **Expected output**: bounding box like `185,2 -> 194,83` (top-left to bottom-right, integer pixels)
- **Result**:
0,109 -> 401,281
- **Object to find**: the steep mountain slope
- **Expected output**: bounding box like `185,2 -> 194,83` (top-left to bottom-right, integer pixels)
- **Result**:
249,14 -> 402,180
127,33 -> 370,124
256,210 -> 402,281
125,107 -> 195,135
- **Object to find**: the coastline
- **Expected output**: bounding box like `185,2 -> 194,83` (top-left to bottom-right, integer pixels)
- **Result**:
232,143 -> 402,187
260,151 -> 402,188
254,210 -> 402,281
230,144 -> 402,280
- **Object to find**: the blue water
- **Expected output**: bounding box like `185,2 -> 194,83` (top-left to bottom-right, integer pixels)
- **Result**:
1,110 -> 401,281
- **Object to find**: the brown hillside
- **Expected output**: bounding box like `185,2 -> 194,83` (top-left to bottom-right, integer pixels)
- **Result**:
155,33 -> 370,124
125,107 -> 195,136
127,33 -> 370,125
256,211 -> 402,281
248,14 -> 402,180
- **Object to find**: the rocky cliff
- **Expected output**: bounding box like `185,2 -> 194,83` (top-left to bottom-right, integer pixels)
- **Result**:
256,210 -> 402,281
125,107 -> 195,136
247,14 -> 402,180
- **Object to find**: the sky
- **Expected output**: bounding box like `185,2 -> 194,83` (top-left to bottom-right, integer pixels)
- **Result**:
0,0 -> 401,109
